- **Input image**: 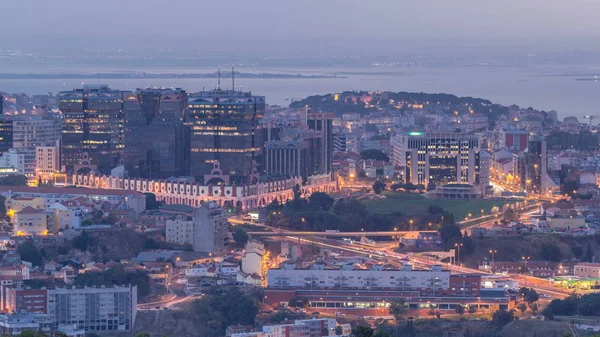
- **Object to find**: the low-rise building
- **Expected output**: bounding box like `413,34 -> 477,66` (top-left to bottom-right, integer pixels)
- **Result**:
230,318 -> 337,337
267,263 -> 452,295
0,186 -> 146,214
0,312 -> 53,336
574,263 -> 600,279
165,203 -> 228,255
13,206 -> 48,236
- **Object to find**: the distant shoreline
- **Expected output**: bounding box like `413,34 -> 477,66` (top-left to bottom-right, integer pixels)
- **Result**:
0,72 -> 343,80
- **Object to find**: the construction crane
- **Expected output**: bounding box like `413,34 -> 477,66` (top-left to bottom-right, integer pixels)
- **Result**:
584,115 -> 598,128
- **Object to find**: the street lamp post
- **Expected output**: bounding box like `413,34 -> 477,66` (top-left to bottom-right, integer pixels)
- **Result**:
522,256 -> 531,287
489,250 -> 497,273
454,243 -> 463,270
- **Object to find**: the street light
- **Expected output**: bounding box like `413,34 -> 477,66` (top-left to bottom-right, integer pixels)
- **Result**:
522,256 -> 531,286
454,243 -> 463,268
489,250 -> 497,273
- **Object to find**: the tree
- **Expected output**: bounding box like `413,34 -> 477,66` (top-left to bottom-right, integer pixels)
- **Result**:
194,287 -> 259,336
390,183 -> 401,192
455,305 -> 465,316
577,293 -> 600,316
403,182 -> 417,192
388,300 -> 408,321
144,193 -> 162,210
540,243 -> 563,262
519,287 -> 539,305
517,302 -> 528,315
428,305 -> 437,318
439,223 -> 462,247
0,195 -> 7,221
561,181 -> 580,196
467,305 -> 477,315
293,184 -> 302,201
288,298 -> 299,308
492,309 -> 515,328
584,242 -> 594,262
372,180 -> 385,194
17,241 -> 43,266
0,174 -> 28,186
232,228 -> 249,248
323,328 -> 330,336
360,149 -> 389,162
373,330 -> 390,337
351,326 -> 374,337
309,192 -> 335,211
135,333 -> 151,337
72,232 -> 92,251
335,326 -> 344,336
529,302 -> 539,314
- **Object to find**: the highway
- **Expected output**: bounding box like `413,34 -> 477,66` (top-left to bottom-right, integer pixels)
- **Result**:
247,230 -> 432,237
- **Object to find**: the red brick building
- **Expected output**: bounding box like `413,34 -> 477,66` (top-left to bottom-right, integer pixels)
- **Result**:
2,287 -> 47,314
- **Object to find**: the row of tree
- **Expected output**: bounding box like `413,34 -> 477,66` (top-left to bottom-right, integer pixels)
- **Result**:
542,293 -> 600,319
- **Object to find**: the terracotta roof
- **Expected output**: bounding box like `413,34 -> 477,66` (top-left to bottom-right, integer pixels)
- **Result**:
575,263 -> 600,268
17,206 -> 44,214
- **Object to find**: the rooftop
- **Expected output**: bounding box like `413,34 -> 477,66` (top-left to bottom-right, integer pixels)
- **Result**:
0,186 -> 145,197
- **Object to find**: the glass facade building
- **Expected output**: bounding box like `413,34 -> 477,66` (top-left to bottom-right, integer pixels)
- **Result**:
59,85 -> 127,174
186,90 -> 265,182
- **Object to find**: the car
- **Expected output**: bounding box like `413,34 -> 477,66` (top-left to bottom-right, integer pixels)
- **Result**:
312,312 -> 320,315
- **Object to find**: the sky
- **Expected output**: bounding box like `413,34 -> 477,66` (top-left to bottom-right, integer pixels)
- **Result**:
1,0 -> 600,50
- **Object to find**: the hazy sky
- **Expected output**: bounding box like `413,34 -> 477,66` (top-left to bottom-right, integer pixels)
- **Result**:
2,0 -> 600,49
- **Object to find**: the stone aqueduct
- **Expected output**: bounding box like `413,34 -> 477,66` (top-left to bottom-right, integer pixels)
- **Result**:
72,174 -> 337,211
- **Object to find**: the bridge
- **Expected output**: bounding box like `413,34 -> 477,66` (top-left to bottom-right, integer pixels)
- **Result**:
246,231 -> 436,237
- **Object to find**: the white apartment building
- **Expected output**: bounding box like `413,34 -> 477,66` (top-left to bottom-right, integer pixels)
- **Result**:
47,286 -> 137,332
35,140 -> 61,182
0,149 -> 25,177
267,264 -> 449,291
231,318 -> 337,337
11,118 -> 61,179
165,203 -> 228,255
166,217 -> 193,246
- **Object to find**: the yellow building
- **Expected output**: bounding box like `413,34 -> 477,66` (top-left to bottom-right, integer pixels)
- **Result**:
13,206 -> 48,236
10,196 -> 45,212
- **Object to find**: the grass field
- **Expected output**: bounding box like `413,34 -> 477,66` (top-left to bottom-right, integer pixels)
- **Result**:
361,191 -> 518,221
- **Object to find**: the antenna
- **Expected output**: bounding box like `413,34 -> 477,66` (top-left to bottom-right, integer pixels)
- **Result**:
232,66 -> 235,92
217,67 -> 221,90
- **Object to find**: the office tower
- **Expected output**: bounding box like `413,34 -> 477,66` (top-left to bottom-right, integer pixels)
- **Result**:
59,85 -> 127,174
305,112 -> 334,175
398,132 -> 484,186
265,129 -> 322,182
186,89 -> 265,182
390,134 -> 407,167
11,117 -> 61,179
193,204 -> 227,255
123,88 -> 190,179
520,137 -> 547,194
0,119 -> 12,153
47,286 -> 137,332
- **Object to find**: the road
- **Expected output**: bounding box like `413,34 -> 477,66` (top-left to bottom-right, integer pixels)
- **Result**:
280,232 -> 569,300
247,230 -> 434,237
